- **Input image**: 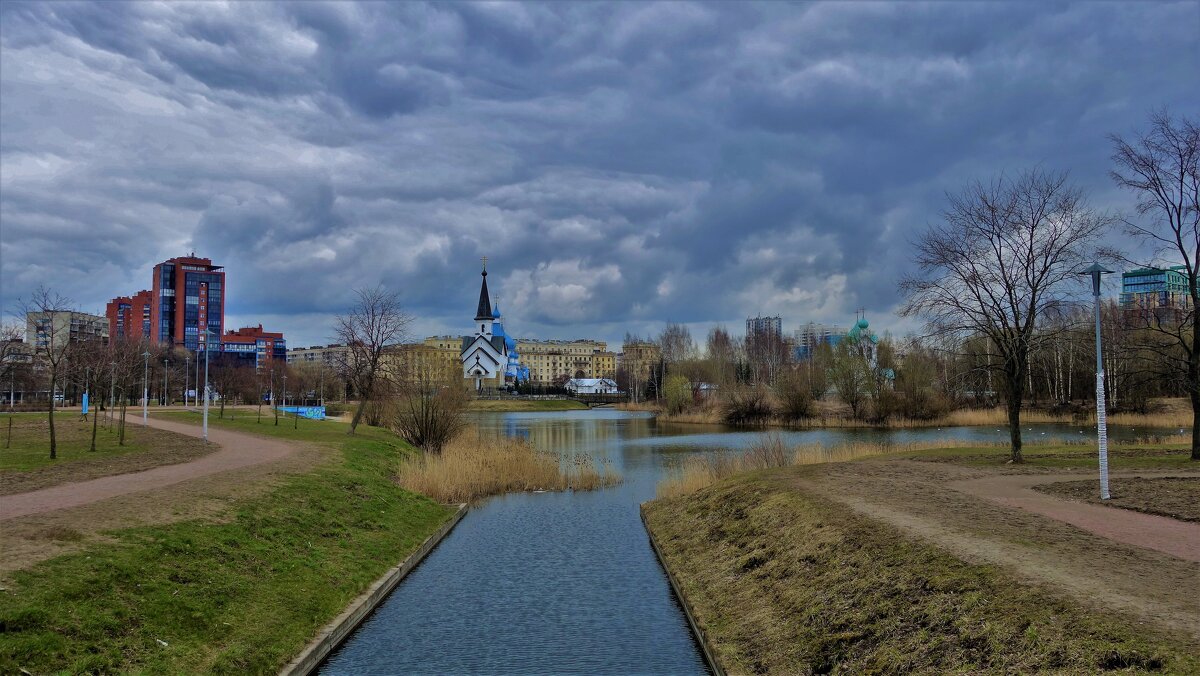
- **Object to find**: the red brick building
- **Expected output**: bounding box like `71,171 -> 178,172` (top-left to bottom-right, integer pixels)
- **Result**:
221,325 -> 286,370
105,289 -> 153,341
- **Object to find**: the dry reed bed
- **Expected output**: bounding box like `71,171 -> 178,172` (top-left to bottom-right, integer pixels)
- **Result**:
654,433 -> 1192,500
654,406 -> 1192,430
397,428 -> 621,503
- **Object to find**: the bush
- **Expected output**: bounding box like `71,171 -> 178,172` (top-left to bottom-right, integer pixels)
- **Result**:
664,375 -> 692,415
322,403 -> 346,417
773,371 -> 814,421
392,386 -> 468,454
720,386 -> 774,426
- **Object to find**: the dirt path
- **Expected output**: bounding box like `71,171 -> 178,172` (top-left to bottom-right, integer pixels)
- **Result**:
951,472 -> 1200,562
0,416 -> 297,521
792,460 -> 1200,642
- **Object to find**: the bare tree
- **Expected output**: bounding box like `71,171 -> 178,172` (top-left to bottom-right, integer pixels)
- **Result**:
901,169 -> 1109,462
1110,110 -> 1200,460
335,286 -> 412,434
705,326 -> 738,387
19,287 -> 79,459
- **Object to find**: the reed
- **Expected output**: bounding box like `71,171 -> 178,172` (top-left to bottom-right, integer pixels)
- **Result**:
397,427 -> 621,503
655,406 -> 1193,430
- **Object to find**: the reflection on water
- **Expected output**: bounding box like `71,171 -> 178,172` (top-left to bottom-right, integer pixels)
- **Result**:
320,409 -> 1158,675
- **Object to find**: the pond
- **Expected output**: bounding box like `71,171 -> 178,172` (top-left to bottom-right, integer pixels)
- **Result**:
320,410 -> 1154,675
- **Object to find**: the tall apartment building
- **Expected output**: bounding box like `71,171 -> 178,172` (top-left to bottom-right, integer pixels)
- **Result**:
106,290 -> 154,341
151,255 -> 226,350
516,339 -> 612,383
793,322 -> 846,359
1121,266 -> 1193,321
746,315 -> 782,340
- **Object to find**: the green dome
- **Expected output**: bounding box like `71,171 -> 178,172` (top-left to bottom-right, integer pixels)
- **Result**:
856,317 -> 869,329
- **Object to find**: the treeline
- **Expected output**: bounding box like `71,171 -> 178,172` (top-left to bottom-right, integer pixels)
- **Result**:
622,300 -> 1185,427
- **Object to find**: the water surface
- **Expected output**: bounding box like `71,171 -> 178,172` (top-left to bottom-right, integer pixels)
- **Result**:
320,410 -> 1155,675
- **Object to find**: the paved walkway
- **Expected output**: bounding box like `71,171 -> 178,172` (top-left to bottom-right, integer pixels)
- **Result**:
0,416 -> 297,521
950,472 -> 1200,562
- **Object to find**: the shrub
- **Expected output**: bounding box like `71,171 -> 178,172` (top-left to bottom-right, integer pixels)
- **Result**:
322,403 -> 346,417
664,375 -> 693,415
392,385 -> 467,454
720,386 -> 773,426
773,371 -> 814,421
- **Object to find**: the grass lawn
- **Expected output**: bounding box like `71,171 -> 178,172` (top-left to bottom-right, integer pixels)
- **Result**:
466,398 -> 588,412
0,412 -> 161,472
0,412 -> 454,674
644,469 -> 1200,674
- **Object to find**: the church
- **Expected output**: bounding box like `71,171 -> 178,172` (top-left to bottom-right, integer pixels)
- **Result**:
460,261 -> 526,391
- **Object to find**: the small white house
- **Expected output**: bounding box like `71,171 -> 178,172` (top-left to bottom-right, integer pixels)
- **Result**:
564,378 -> 619,395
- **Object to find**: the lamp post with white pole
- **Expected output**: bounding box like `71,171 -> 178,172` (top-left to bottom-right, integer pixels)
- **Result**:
141,351 -> 150,427
163,358 -> 169,407
203,327 -> 212,442
1080,262 -> 1114,500
184,355 -> 190,408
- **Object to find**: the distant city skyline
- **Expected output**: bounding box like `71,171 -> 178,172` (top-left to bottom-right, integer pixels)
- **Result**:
2,2 -> 1197,348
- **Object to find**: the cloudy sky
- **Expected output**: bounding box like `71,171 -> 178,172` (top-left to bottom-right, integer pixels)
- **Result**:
1,1 -> 1197,348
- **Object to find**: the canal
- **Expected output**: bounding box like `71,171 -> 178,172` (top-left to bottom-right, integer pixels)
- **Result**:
320,409 -> 1158,675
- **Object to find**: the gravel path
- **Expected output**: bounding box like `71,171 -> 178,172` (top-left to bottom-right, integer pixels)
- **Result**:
0,416 -> 296,521
951,472 -> 1200,562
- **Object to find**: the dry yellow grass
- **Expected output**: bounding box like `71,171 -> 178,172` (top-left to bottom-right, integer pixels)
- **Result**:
655,404 -> 1192,430
397,427 -> 621,503
656,431 -> 1192,500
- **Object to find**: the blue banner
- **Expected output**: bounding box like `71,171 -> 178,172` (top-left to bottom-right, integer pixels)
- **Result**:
82,393 -> 89,415
278,406 -> 325,420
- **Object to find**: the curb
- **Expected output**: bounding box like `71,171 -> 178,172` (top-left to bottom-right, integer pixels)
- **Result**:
640,504 -> 726,676
280,503 -> 469,676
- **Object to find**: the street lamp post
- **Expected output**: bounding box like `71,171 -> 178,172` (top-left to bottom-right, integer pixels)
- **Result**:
1080,262 -> 1114,500
141,351 -> 150,427
184,355 -> 190,408
203,328 -> 212,442
163,358 -> 169,407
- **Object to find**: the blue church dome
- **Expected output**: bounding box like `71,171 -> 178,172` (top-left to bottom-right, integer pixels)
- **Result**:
492,304 -> 502,319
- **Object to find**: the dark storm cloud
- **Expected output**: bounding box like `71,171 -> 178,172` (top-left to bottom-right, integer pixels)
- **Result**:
2,1 -> 1197,347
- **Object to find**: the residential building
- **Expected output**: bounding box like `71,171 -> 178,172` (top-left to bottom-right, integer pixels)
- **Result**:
287,344 -> 350,369
221,325 -> 286,370
746,315 -> 782,341
517,339 -> 610,383
151,254 -> 225,350
793,321 -> 846,360
26,310 -> 108,350
1121,266 -> 1193,322
391,341 -> 461,385
106,290 -> 154,341
617,340 -> 661,378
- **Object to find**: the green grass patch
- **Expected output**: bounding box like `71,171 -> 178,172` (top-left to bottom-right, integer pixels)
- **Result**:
0,412 -> 159,472
644,468 -> 1199,674
466,398 -> 588,412
0,413 -> 454,674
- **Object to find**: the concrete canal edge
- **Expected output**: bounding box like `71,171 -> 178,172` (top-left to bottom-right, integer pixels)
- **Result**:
640,503 -> 727,676
280,503 -> 469,676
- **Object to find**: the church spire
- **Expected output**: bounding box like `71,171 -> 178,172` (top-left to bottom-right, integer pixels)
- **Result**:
475,257 -> 493,321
